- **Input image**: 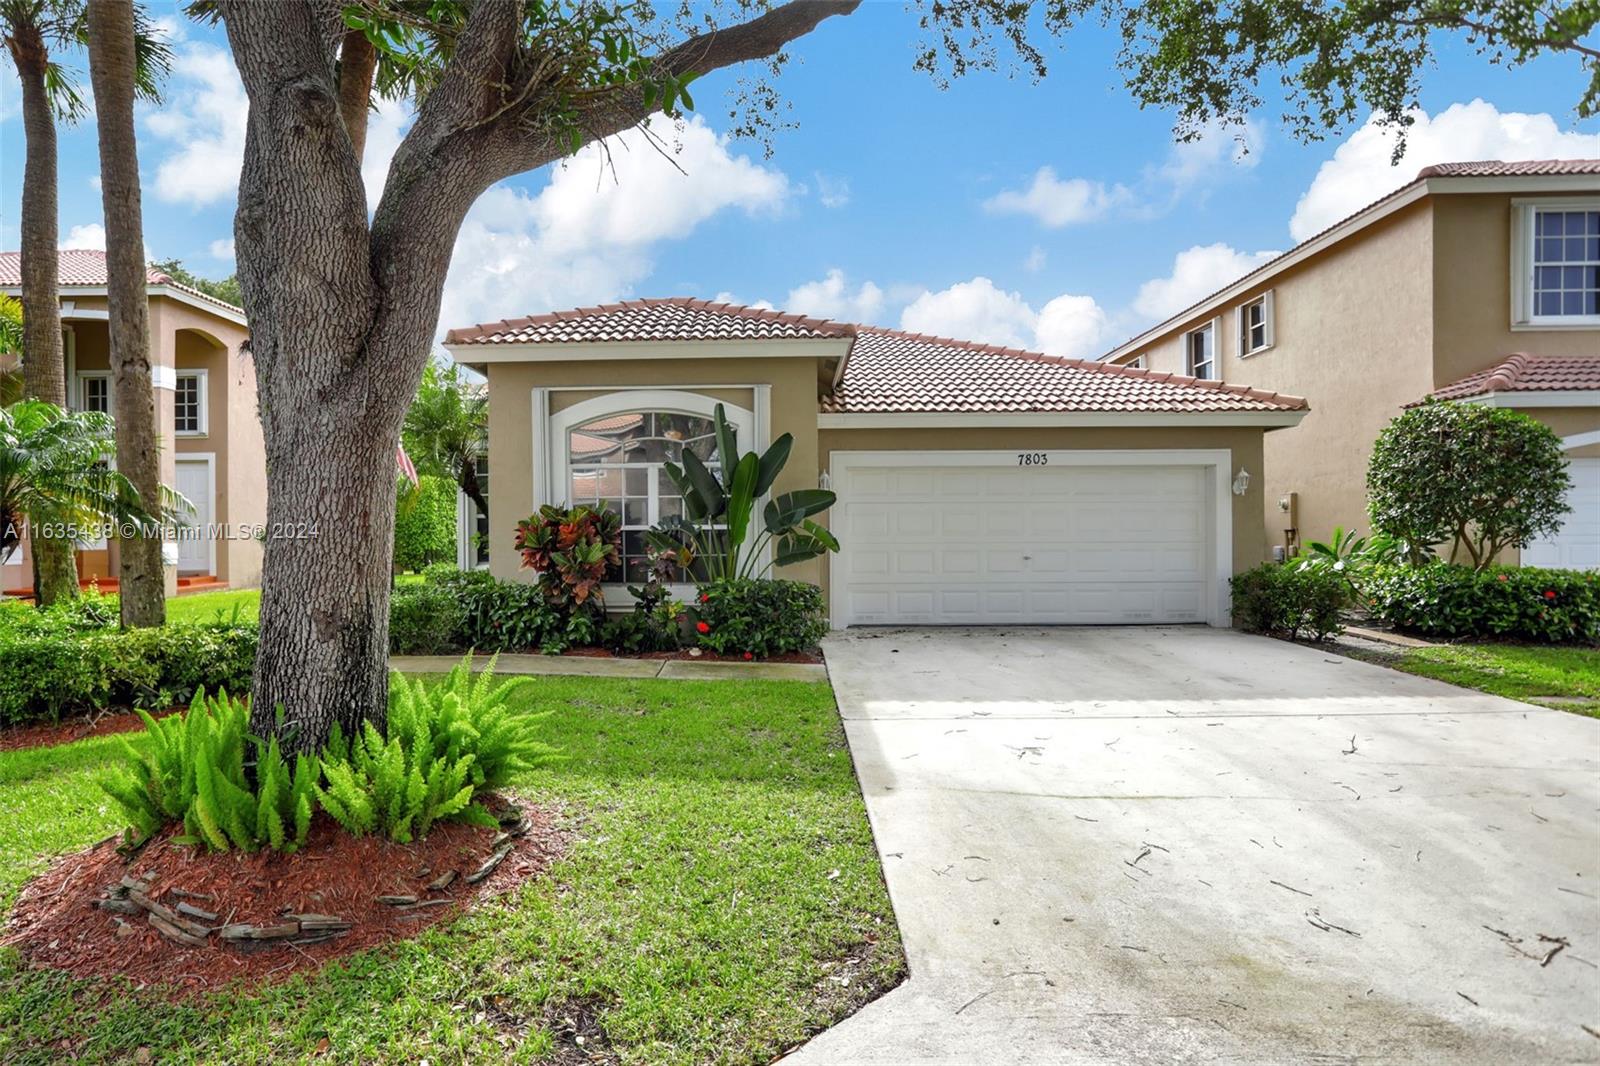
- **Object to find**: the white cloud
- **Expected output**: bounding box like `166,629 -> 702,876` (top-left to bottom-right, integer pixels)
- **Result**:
61,223 -> 107,251
209,237 -> 236,262
89,175 -> 103,193
900,277 -> 1036,348
713,291 -> 775,310
1035,294 -> 1111,359
1023,246 -> 1047,273
1290,100 -> 1600,241
983,167 -> 1129,228
784,269 -> 883,323
439,116 -> 790,334
145,44 -> 247,206
1159,117 -> 1264,191
897,276 -> 1112,358
362,97 -> 412,207
1131,243 -> 1279,321
814,173 -> 851,209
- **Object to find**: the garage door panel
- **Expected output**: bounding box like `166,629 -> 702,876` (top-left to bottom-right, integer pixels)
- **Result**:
837,460 -> 1217,625
1523,457 -> 1598,571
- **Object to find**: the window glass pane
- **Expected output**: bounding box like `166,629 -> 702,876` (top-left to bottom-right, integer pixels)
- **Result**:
1536,292 -> 1563,316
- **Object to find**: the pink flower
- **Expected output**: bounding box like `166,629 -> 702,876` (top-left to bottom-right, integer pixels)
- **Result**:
1496,574 -> 1508,582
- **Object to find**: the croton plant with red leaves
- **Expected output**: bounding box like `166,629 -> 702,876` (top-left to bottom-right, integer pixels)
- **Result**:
514,504 -> 623,610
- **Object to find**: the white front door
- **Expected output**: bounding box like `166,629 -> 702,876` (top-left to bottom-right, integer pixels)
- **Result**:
1523,457 -> 1599,570
173,458 -> 214,575
831,451 -> 1224,627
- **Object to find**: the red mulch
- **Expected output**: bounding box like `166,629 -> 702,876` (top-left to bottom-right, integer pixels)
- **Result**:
561,646 -> 823,664
3,796 -> 567,995
0,708 -> 178,754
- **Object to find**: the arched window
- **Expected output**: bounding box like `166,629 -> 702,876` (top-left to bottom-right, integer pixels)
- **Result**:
554,392 -> 755,582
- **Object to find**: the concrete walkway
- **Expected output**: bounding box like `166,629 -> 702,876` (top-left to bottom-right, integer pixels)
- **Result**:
788,626 -> 1600,1065
389,652 -> 826,682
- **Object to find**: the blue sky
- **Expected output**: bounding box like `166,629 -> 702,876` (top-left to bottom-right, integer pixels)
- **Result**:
2,2 -> 1596,358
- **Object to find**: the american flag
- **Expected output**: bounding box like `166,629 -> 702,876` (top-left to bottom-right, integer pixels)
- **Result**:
396,445 -> 418,487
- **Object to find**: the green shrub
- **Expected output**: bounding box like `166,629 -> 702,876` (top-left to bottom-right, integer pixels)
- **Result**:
692,579 -> 826,658
1364,563 -> 1599,644
428,568 -> 566,652
0,619 -> 257,727
394,474 -> 458,572
317,657 -> 559,842
100,691 -> 316,852
1230,564 -> 1347,642
389,583 -> 466,655
1367,403 -> 1572,569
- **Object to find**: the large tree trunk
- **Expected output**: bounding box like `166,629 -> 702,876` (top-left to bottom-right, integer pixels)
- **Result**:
88,0 -> 165,628
7,16 -> 78,606
337,29 -> 377,164
220,0 -> 854,752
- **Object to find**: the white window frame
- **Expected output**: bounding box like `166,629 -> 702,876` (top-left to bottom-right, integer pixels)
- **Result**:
173,369 -> 209,436
75,370 -> 113,415
1185,319 -> 1218,380
545,389 -> 760,598
1238,291 -> 1274,356
1127,355 -> 1147,370
1511,197 -> 1600,329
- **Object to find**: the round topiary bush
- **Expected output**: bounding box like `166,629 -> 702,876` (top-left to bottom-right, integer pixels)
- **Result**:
1366,401 -> 1572,569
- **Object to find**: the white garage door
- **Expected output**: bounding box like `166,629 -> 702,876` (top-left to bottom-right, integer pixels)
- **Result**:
1523,457 -> 1599,570
832,453 -> 1222,626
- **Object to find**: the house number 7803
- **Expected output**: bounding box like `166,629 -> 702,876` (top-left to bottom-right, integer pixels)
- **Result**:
1016,452 -> 1049,466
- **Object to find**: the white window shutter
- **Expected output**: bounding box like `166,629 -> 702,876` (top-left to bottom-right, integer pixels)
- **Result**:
1262,290 -> 1275,348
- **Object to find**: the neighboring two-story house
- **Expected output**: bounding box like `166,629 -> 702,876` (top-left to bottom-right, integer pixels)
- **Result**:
1103,159 -> 1600,570
1,250 -> 266,597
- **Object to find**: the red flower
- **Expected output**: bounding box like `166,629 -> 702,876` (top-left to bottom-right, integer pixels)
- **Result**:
699,593 -> 709,603
696,621 -> 710,634
743,651 -> 754,661
1544,589 -> 1557,600
1496,574 -> 1508,582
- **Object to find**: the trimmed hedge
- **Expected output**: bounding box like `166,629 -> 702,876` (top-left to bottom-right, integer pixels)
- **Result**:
693,579 -> 827,658
394,475 -> 458,572
1364,564 -> 1599,644
388,583 -> 466,656
1230,563 -> 1346,642
0,618 -> 257,727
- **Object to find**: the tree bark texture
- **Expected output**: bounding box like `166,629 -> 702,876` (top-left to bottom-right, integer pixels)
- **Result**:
220,0 -> 856,752
6,14 -> 78,606
88,0 -> 165,628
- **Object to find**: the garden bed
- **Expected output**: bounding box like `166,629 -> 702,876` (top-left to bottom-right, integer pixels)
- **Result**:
560,645 -> 823,664
4,795 -> 565,993
0,706 -> 173,753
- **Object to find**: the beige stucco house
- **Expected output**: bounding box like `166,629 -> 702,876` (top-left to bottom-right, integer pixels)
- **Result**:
1102,159 -> 1600,570
1,250 -> 265,597
446,300 -> 1308,628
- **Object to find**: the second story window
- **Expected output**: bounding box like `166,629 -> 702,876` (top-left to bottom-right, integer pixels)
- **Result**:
1186,322 -> 1216,380
174,371 -> 206,435
1514,199 -> 1600,327
1239,292 -> 1274,355
78,374 -> 111,414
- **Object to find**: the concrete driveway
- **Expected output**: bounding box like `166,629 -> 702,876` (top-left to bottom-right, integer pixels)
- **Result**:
789,627 -> 1600,1065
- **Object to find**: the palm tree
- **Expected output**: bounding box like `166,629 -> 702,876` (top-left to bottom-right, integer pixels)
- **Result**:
87,0 -> 170,627
403,360 -> 487,517
2,0 -> 168,605
0,400 -> 167,583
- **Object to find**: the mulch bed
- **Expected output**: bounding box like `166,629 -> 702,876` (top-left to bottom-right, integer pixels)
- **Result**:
3,795 -> 567,995
561,646 -> 823,664
0,708 -> 177,754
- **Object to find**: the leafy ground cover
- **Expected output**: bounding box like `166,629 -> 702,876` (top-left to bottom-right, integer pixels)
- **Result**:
1343,641 -> 1600,717
0,676 -> 902,1063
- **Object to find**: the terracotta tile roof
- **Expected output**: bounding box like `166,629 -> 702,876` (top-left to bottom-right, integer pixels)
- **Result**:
0,249 -> 243,316
444,297 -> 856,345
1416,159 -> 1600,178
823,327 -> 1308,414
1100,158 -> 1600,363
1425,353 -> 1600,403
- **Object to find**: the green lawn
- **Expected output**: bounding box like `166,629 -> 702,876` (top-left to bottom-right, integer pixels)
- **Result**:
1380,643 -> 1600,716
0,676 -> 903,1064
165,586 -> 261,623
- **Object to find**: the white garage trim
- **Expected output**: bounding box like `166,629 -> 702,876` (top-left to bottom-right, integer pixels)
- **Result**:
827,449 -> 1234,629
1560,429 -> 1600,450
